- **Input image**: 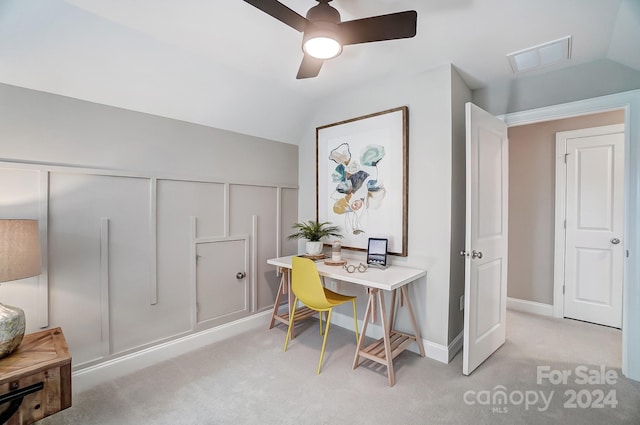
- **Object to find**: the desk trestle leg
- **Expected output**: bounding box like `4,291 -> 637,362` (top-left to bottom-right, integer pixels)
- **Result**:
268,268 -> 315,339
352,286 -> 425,386
401,285 -> 425,357
268,269 -> 287,330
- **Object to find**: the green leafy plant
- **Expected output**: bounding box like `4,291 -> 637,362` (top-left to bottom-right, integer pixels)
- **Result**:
287,220 -> 342,242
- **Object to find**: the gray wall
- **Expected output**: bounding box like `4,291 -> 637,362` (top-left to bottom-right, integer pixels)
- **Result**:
0,83 -> 297,185
299,64 -> 465,351
507,110 -> 625,304
0,83 -> 299,368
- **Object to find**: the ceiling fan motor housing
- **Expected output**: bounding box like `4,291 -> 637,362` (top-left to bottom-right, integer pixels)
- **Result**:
306,1 -> 341,24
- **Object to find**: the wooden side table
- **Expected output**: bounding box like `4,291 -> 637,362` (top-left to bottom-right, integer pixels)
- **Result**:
0,327 -> 72,425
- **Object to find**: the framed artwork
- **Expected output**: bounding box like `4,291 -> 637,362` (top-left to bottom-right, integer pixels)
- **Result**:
316,106 -> 408,256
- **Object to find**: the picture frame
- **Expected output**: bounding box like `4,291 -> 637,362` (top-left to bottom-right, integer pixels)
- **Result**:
316,106 -> 408,256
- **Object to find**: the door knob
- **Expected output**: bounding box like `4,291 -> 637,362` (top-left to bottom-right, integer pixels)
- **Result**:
236,272 -> 246,279
460,250 -> 469,257
611,238 -> 621,245
471,250 -> 483,259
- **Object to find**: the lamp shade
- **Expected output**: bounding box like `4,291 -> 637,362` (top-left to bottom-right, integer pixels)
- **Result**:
0,219 -> 41,283
0,219 -> 40,358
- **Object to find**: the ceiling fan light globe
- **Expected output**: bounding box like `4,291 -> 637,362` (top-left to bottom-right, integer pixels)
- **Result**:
303,36 -> 342,59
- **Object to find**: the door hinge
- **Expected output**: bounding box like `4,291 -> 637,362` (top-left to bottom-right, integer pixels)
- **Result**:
563,219 -> 566,229
564,153 -> 569,163
562,284 -> 565,295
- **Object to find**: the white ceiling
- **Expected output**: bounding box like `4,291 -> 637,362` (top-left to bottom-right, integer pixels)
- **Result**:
0,0 -> 638,144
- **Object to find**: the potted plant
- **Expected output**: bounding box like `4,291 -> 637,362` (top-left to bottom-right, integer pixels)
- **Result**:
287,220 -> 342,256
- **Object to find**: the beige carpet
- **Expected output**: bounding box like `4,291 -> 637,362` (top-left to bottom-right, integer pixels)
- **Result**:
41,310 -> 640,425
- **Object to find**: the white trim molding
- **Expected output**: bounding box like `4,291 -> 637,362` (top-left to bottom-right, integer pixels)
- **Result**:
72,311 -> 272,394
415,330 -> 462,364
507,297 -> 553,317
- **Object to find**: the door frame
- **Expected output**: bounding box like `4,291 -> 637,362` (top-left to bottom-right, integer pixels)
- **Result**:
499,89 -> 640,381
553,124 -> 625,322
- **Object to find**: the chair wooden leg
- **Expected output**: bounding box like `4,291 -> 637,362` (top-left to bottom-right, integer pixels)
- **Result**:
283,297 -> 299,352
351,299 -> 359,345
317,308 -> 333,374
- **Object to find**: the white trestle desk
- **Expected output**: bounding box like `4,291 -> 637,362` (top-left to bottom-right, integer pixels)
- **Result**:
267,255 -> 426,386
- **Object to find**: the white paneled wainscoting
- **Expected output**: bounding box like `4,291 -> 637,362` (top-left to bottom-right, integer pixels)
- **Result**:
0,161 -> 298,387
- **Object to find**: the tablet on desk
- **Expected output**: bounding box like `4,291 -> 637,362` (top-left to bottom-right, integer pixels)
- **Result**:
367,238 -> 388,269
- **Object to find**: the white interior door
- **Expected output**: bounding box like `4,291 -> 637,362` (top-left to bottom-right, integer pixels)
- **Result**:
561,125 -> 624,328
463,103 -> 509,375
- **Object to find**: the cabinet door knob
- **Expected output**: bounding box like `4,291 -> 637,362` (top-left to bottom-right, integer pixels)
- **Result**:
471,250 -> 483,259
236,272 -> 246,280
611,238 -> 620,245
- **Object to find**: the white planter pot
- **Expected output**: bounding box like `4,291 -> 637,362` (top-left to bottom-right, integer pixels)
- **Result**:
305,241 -> 323,256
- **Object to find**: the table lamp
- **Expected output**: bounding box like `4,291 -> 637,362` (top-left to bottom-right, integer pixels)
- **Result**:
0,219 -> 41,358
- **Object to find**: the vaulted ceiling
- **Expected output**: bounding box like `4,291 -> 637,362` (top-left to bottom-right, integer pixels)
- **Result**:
1,0 -> 638,144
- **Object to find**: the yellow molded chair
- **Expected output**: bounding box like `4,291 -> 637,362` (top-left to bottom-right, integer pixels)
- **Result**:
283,256 -> 359,374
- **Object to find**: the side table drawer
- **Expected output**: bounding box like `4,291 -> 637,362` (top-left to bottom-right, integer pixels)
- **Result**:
0,328 -> 72,425
0,362 -> 71,425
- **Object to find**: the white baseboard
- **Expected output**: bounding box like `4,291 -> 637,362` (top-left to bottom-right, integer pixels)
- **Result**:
423,330 -> 463,364
507,297 -> 553,317
72,311 -> 272,393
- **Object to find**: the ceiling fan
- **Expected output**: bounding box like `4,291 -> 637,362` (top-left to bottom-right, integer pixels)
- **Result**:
243,0 -> 417,79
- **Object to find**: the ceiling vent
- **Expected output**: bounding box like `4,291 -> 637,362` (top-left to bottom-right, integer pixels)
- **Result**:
507,36 -> 572,74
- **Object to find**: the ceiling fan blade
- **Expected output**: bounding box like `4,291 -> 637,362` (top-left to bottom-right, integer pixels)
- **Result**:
339,10 -> 417,45
296,54 -> 324,79
243,0 -> 308,32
